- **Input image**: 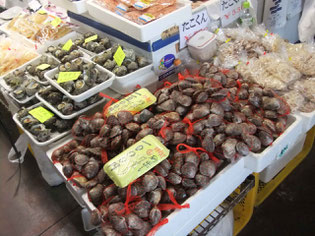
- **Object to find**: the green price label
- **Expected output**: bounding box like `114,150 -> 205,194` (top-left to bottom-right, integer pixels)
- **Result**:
62,39 -> 73,51
113,46 -> 125,66
36,64 -> 51,70
29,106 -> 54,123
84,35 -> 98,43
50,17 -> 61,27
57,71 -> 81,84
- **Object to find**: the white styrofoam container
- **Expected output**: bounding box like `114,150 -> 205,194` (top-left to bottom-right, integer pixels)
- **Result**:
86,0 -> 192,42
50,0 -> 87,14
82,158 -> 251,236
44,57 -> 115,102
244,114 -> 304,173
110,69 -> 156,94
35,91 -> 106,120
259,132 -> 306,183
298,111 -> 315,133
8,91 -> 36,105
187,30 -> 217,62
81,208 -> 98,231
0,55 -> 41,91
46,136 -> 86,207
12,103 -> 71,147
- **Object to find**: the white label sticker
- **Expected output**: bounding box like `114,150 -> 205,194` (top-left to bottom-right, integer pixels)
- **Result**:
263,0 -> 287,29
28,0 -> 42,12
117,3 -> 129,12
179,9 -> 210,49
220,0 -> 243,27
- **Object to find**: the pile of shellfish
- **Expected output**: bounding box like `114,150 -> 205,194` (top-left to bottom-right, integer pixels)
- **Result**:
51,64 -> 290,235
17,105 -> 74,142
52,58 -> 110,95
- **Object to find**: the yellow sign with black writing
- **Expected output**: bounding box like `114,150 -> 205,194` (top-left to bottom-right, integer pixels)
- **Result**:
106,88 -> 156,117
104,135 -> 170,188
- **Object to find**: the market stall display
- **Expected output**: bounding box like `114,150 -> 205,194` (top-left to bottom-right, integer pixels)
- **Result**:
1,2 -> 315,236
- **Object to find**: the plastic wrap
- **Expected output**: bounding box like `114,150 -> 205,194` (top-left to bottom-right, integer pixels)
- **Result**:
95,0 -> 178,25
6,12 -> 72,44
299,101 -> 315,113
236,53 -> 302,91
253,24 -> 285,52
293,79 -> 315,104
281,90 -> 305,113
0,36 -> 38,76
284,43 -> 315,76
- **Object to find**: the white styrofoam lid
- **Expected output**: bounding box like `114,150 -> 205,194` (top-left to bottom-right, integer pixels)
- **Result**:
187,30 -> 216,49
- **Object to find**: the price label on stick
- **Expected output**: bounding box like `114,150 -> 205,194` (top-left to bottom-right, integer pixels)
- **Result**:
29,106 -> 54,123
84,35 -> 98,43
57,72 -> 81,83
36,64 -> 50,70
62,39 -> 73,51
113,46 -> 125,66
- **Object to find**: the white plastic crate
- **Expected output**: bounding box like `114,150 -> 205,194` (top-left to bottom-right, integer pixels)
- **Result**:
86,0 -> 192,42
81,158 -> 251,236
298,111 -> 315,133
44,57 -> 115,102
46,136 -> 86,207
50,0 -> 87,14
259,133 -> 307,183
244,114 -> 304,173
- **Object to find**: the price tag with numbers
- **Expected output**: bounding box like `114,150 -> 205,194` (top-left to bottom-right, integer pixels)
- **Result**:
220,0 -> 243,27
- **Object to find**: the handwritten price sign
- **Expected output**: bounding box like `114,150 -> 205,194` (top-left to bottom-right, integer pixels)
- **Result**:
220,0 -> 243,27
179,9 -> 210,49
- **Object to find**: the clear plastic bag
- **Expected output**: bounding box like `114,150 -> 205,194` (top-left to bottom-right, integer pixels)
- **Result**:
6,12 -> 72,44
284,42 -> 315,76
293,79 -> 315,103
281,90 -> 305,113
0,35 -> 38,76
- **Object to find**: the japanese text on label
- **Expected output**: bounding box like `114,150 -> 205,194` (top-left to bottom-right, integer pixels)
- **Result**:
220,0 -> 243,27
29,106 -> 54,123
179,9 -> 210,49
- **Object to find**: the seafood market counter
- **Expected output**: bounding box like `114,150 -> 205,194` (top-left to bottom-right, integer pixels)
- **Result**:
0,2 -> 315,236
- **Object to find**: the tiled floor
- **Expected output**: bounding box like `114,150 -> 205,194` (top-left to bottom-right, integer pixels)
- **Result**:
0,99 -> 314,236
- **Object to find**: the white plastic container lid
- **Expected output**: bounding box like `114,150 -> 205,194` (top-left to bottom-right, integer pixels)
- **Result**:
187,30 -> 216,49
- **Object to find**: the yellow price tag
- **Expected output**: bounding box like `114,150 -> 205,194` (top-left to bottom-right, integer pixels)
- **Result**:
113,46 -> 125,66
289,57 -> 292,61
29,106 -> 54,123
36,64 -> 51,70
106,88 -> 156,117
37,9 -> 47,15
225,38 -> 231,43
62,39 -> 73,51
50,17 -> 62,27
57,72 -> 81,83
214,28 -> 220,34
84,35 -> 98,43
104,135 -> 170,188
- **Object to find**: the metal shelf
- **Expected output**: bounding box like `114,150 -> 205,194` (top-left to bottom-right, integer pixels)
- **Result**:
189,175 -> 255,236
